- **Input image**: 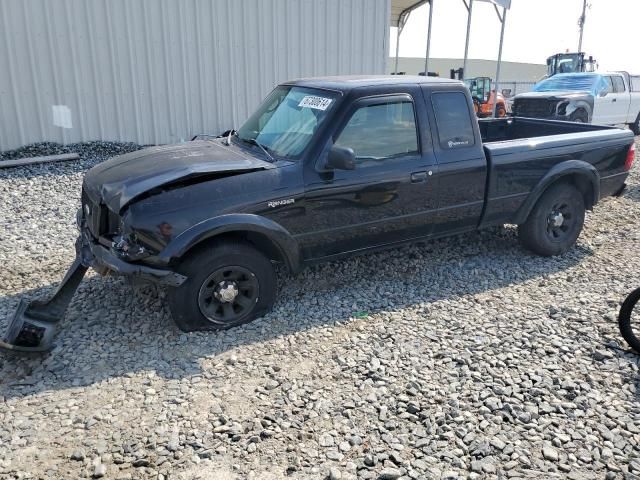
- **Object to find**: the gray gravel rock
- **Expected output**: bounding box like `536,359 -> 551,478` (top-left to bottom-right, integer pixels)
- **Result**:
1,139 -> 640,478
329,466 -> 342,480
93,463 -> 107,478
378,467 -> 402,480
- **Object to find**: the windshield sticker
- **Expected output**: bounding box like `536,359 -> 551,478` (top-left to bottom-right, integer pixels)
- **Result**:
298,95 -> 333,111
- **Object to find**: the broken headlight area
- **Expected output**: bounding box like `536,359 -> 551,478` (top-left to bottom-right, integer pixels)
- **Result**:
112,234 -> 153,262
556,101 -> 570,117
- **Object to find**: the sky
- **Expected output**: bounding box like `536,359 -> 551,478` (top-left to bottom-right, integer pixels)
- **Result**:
390,0 -> 640,73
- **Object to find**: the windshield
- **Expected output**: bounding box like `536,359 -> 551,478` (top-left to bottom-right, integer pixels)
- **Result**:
236,86 -> 338,159
533,74 -> 607,95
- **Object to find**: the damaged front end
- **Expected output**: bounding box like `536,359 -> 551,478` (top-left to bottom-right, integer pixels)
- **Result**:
1,209 -> 186,353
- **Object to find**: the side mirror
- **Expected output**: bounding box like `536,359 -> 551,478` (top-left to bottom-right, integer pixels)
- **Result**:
326,146 -> 356,170
599,90 -> 608,98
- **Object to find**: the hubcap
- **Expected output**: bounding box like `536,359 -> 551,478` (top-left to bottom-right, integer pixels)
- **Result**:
546,202 -> 573,240
215,281 -> 239,303
550,212 -> 564,228
197,266 -> 259,324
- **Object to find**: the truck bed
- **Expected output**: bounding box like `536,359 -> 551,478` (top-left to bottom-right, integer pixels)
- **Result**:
477,116 -> 634,228
478,117 -> 617,144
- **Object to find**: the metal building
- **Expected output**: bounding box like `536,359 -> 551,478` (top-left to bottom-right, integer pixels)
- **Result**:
390,57 -> 546,82
0,0 -> 390,151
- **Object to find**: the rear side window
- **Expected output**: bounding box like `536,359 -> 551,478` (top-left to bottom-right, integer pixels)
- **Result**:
431,92 -> 475,149
612,76 -> 626,93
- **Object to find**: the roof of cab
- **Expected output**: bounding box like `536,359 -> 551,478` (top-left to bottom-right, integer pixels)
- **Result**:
283,75 -> 462,91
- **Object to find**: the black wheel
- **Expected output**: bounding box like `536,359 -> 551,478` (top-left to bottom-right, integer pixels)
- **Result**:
569,109 -> 588,123
629,113 -> 640,136
167,241 -> 277,332
518,183 -> 585,256
619,288 -> 640,352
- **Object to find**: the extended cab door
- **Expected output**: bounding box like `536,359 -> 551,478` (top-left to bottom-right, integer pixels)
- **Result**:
422,86 -> 487,236
594,75 -> 628,125
300,87 -> 439,259
610,75 -> 631,124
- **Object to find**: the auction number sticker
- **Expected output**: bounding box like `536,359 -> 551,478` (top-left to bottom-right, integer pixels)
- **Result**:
298,95 -> 333,111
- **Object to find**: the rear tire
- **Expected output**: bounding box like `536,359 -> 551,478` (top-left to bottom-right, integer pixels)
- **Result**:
629,113 -> 640,136
518,183 -> 585,256
569,109 -> 588,123
167,241 -> 277,332
619,287 -> 640,352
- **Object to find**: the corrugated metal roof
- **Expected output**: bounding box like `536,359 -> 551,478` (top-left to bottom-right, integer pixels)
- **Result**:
0,0 -> 390,151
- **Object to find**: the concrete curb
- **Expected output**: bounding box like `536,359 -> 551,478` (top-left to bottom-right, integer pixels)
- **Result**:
0,153 -> 80,169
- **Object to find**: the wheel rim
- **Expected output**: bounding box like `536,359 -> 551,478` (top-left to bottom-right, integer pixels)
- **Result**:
546,201 -> 574,241
197,266 -> 259,324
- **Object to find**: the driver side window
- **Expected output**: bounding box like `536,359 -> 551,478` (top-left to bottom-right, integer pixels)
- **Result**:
334,100 -> 419,165
603,77 -> 614,95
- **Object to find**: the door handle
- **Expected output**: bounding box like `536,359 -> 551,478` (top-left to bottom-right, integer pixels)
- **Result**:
411,171 -> 428,183
612,98 -> 617,102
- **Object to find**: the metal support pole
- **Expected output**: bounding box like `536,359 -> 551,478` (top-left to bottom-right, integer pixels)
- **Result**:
578,0 -> 587,52
462,0 -> 473,80
424,0 -> 433,75
394,26 -> 401,74
492,6 -> 507,118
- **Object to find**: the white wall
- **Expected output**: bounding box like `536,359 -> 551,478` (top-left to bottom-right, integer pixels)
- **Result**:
389,56 -> 546,82
0,0 -> 390,151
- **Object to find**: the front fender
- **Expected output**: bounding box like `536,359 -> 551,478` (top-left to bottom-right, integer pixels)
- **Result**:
565,98 -> 594,122
158,214 -> 301,273
513,160 -> 600,225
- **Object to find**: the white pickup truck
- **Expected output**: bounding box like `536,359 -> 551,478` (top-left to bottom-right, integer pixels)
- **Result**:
512,72 -> 640,134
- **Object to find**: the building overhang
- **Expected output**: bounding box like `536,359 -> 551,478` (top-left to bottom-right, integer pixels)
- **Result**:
390,0 -> 429,29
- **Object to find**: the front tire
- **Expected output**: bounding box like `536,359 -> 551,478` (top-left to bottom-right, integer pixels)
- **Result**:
168,241 -> 277,332
569,109 -> 588,123
518,183 -> 585,256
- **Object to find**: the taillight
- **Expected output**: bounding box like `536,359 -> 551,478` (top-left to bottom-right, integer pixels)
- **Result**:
625,142 -> 636,171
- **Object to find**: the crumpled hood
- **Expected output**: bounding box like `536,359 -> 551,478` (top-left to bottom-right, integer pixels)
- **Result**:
515,90 -> 592,100
83,140 -> 274,212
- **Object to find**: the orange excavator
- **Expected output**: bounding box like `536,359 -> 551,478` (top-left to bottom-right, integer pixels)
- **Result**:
463,77 -> 507,118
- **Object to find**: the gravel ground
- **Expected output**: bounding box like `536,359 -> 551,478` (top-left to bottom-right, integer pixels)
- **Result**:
1,140 -> 640,480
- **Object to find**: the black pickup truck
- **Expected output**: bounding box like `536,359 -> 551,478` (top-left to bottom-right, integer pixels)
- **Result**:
3,76 -> 635,352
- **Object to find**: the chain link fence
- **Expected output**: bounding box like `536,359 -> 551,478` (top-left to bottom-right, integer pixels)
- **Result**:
491,81 -> 537,99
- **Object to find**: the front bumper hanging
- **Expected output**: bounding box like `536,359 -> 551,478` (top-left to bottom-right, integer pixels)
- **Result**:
1,230 -> 186,353
0,252 -> 89,352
